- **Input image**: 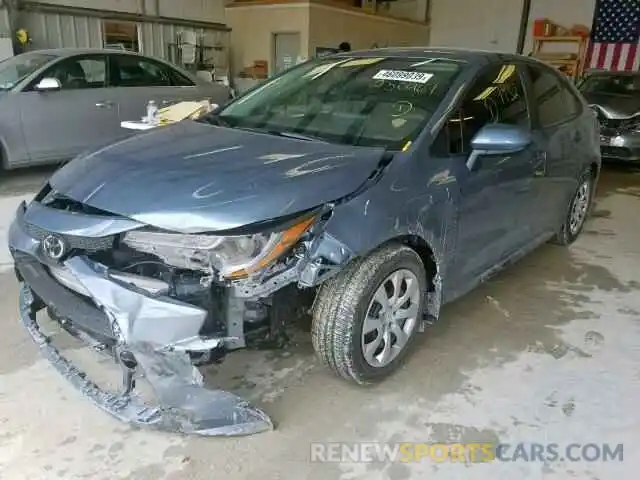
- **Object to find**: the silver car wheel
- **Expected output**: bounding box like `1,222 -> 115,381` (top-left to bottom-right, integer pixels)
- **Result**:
361,269 -> 421,368
569,180 -> 591,235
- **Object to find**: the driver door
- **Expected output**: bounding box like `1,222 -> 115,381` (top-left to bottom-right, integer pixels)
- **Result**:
444,62 -> 540,284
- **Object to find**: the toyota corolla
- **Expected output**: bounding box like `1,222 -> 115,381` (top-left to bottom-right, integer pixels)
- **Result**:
9,48 -> 600,436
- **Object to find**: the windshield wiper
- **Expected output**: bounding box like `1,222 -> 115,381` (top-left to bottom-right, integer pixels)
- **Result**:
200,117 -> 329,143
268,129 -> 327,142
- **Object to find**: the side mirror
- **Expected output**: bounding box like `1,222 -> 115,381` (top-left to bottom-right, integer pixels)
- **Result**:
34,77 -> 62,92
467,123 -> 532,170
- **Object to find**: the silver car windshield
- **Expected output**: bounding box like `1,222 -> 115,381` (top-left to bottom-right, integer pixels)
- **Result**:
214,56 -> 464,150
0,52 -> 56,90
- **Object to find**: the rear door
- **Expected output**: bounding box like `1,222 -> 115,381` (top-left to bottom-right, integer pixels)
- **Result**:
522,64 -> 582,236
443,62 -> 540,283
108,54 -> 202,123
18,54 -> 120,162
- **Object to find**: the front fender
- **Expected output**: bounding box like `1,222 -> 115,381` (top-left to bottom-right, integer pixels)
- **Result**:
319,153 -> 460,292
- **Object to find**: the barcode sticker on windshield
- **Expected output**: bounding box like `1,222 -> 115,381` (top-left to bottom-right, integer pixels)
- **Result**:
372,69 -> 433,83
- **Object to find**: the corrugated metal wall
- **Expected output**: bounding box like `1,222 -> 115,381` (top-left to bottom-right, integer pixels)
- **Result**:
23,10 -> 103,49
139,22 -> 228,63
0,6 -> 10,36
20,10 -> 229,67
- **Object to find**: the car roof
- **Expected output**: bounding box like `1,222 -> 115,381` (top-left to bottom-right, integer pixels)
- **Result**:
330,46 -> 530,65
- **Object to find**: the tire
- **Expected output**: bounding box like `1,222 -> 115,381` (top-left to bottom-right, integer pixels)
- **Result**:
311,243 -> 427,385
552,167 -> 594,246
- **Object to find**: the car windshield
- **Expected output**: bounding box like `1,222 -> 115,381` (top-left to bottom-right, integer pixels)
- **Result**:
211,56 -> 465,149
579,74 -> 640,96
0,52 -> 56,90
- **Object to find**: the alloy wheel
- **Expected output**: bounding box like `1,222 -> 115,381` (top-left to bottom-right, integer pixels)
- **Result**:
569,180 -> 591,235
361,269 -> 421,368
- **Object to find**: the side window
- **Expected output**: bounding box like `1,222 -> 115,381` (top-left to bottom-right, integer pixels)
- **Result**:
38,56 -> 106,90
562,86 -> 582,118
166,66 -> 196,87
526,65 -> 578,127
433,63 -> 529,155
110,55 -> 172,87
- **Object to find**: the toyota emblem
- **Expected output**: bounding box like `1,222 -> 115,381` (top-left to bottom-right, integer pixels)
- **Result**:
42,234 -> 66,260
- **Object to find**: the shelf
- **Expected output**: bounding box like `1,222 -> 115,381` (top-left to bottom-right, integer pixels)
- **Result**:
533,36 -> 586,43
552,60 -> 578,65
533,55 -> 579,65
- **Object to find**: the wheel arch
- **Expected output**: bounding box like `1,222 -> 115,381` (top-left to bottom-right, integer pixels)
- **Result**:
354,233 -> 443,319
376,234 -> 438,287
589,160 -> 600,181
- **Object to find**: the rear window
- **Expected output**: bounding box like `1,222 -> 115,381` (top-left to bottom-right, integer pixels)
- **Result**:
527,65 -> 581,126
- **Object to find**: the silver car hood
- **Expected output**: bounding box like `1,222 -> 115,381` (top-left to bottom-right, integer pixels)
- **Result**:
48,121 -> 387,233
584,93 -> 640,119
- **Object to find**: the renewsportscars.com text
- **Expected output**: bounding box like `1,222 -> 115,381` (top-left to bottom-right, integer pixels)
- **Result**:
310,442 -> 624,463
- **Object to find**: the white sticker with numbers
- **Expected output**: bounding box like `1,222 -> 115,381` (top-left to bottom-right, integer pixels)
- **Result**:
372,69 -> 434,83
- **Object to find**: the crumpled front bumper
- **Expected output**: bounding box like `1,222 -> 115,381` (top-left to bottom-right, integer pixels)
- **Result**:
600,131 -> 640,162
10,201 -> 273,436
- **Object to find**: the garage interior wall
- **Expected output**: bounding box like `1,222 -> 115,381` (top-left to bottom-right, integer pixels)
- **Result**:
225,3 -> 310,78
13,1 -> 229,64
308,3 -> 429,51
19,8 -> 227,60
226,1 -> 429,77
385,0 -> 429,22
21,0 -> 226,24
429,0 -> 596,53
1,6 -> 10,35
22,10 -> 104,49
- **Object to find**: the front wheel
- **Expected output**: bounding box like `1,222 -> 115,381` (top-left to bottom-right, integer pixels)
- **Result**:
311,244 -> 427,385
552,168 -> 594,246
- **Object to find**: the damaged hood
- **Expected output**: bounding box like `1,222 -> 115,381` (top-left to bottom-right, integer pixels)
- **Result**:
48,121 -> 387,233
583,93 -> 640,119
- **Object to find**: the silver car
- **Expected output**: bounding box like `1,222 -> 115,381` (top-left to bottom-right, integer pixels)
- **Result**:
578,70 -> 640,163
0,48 -> 231,169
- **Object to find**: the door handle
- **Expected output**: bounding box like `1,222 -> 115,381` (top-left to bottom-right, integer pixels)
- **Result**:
95,101 -> 114,108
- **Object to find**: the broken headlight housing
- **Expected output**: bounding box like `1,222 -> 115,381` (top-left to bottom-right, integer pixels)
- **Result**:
122,215 -> 316,279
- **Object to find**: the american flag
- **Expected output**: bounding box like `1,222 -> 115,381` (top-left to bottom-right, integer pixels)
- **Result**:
585,0 -> 640,71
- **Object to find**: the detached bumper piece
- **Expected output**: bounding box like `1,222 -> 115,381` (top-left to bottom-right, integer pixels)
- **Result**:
15,256 -> 273,437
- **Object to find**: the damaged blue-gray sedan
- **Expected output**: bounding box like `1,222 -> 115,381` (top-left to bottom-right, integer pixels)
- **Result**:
9,48 -> 601,436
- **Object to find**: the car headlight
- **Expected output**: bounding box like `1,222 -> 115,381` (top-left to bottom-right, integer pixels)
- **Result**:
122,214 -> 316,279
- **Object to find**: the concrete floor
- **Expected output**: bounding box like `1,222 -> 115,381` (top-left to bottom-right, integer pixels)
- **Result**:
1,165 -> 639,479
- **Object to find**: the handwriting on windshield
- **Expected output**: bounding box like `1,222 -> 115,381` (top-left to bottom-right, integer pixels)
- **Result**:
373,78 -> 441,96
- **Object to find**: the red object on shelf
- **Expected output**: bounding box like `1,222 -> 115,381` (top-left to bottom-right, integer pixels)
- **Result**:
570,24 -> 591,37
533,18 -> 552,37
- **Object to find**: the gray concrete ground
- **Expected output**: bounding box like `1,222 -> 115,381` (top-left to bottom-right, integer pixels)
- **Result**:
1,165 -> 639,479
